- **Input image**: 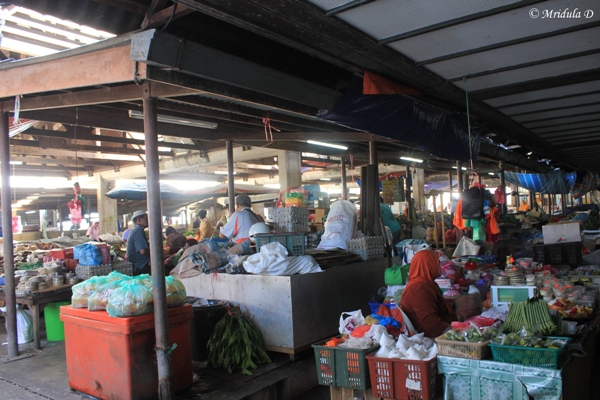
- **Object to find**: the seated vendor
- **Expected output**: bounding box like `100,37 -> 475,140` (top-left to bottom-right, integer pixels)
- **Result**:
401,250 -> 457,338
219,194 -> 262,243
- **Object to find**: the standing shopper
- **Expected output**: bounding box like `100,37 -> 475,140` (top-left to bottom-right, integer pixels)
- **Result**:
400,250 -> 457,338
86,221 -> 101,241
126,210 -> 151,275
380,196 -> 402,251
195,209 -> 213,241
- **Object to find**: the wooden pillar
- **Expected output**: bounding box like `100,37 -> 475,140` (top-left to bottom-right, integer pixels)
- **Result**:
277,150 -> 302,191
406,165 -> 413,239
97,175 -> 118,234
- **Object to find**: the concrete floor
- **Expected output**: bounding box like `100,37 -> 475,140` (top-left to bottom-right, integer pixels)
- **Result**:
0,315 -> 329,400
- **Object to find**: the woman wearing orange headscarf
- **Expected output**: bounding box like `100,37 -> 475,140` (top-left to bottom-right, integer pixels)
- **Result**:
400,250 -> 457,338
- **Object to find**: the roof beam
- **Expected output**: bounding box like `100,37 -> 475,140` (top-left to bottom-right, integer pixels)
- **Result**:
10,138 -> 173,157
1,82 -> 200,112
0,44 -> 141,98
130,29 -> 340,111
24,127 -> 199,150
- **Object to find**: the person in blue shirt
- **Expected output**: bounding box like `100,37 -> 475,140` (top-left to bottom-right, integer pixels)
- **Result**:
380,196 -> 402,253
126,210 -> 151,275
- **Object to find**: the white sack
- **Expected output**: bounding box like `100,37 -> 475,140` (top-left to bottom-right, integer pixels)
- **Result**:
318,200 -> 357,250
1,306 -> 33,344
243,242 -> 322,275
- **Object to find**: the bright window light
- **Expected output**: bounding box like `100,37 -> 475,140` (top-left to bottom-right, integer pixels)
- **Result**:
307,140 -> 348,150
400,157 -> 423,163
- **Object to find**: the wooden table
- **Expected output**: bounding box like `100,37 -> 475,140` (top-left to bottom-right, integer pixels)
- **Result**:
0,285 -> 73,349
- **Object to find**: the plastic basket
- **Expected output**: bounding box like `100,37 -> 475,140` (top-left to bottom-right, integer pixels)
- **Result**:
312,339 -> 379,390
562,242 -> 582,266
255,233 -> 305,256
488,336 -> 571,369
545,244 -> 563,265
368,302 -> 398,315
75,264 -> 112,280
366,355 -> 437,400
435,336 -> 491,360
533,245 -> 546,263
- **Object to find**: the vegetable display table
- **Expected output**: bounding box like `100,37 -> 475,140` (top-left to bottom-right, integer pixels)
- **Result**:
0,286 -> 73,349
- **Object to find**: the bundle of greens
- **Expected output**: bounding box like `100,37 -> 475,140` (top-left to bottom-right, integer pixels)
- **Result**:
442,324 -> 499,343
207,304 -> 271,375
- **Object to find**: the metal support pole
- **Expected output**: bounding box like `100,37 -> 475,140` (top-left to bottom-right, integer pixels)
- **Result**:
226,139 -> 235,214
369,134 -> 377,166
142,93 -> 173,400
456,162 -> 463,194
1,111 -> 18,358
447,171 -> 453,197
499,161 -> 507,214
341,157 -> 348,200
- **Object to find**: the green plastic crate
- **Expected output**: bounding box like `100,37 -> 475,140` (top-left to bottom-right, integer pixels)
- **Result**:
255,233 -> 305,256
312,338 -> 379,390
488,336 -> 571,369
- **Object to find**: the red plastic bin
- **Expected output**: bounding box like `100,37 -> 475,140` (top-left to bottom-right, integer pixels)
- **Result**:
366,354 -> 437,400
50,248 -> 74,260
60,304 -> 193,400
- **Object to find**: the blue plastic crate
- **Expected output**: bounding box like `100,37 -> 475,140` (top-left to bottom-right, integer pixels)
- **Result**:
255,233 -> 305,256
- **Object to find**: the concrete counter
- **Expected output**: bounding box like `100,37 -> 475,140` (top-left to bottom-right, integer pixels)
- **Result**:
181,258 -> 387,354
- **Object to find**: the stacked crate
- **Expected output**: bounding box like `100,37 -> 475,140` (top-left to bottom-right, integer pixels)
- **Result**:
273,207 -> 309,233
346,236 -> 385,261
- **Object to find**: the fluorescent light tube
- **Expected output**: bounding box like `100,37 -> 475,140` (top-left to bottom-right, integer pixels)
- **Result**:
320,178 -> 331,181
129,110 -> 218,129
400,157 -> 423,163
307,140 -> 348,150
214,171 -> 236,175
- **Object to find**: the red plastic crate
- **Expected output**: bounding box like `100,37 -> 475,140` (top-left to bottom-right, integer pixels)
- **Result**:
366,355 -> 437,400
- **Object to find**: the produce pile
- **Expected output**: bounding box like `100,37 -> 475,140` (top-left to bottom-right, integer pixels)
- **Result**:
502,296 -> 556,335
71,272 -> 186,317
491,328 -> 567,349
207,304 -> 271,375
442,325 -> 499,343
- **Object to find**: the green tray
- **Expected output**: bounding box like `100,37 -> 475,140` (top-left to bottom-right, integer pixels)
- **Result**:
488,336 -> 571,369
312,338 -> 379,390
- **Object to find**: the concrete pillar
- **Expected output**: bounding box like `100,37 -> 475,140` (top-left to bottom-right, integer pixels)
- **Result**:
97,175 -> 118,234
278,150 -> 302,191
413,168 -> 425,211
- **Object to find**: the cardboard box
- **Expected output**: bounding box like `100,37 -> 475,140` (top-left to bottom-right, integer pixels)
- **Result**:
542,222 -> 582,244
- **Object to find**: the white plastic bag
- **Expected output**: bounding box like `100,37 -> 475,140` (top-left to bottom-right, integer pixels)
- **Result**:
1,306 -> 34,344
403,243 -> 430,264
452,236 -> 480,257
318,200 -> 357,250
338,309 -> 365,335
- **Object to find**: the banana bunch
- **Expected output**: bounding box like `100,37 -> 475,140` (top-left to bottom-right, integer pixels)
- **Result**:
207,304 -> 271,375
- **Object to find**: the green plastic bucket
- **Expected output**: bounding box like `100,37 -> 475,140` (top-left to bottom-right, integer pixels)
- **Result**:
44,301 -> 70,341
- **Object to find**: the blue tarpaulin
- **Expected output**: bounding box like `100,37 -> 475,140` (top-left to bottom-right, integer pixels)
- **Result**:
317,76 -> 479,163
503,171 -> 577,194
570,171 -> 600,199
